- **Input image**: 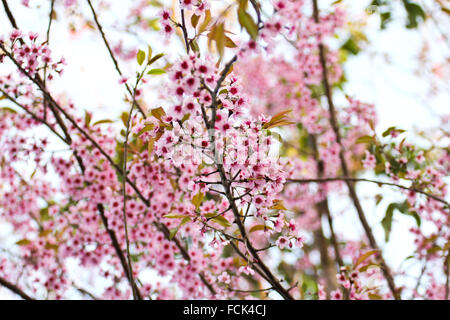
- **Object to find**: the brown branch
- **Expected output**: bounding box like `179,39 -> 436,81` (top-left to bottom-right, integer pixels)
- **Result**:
1,0 -> 69,137
1,90 -> 136,299
43,0 -> 55,120
1,0 -> 18,29
85,0 -> 146,117
97,204 -> 142,299
180,7 -> 190,54
227,238 -> 274,285
228,286 -> 273,293
202,56 -> 294,300
1,42 -> 148,204
122,92 -> 138,300
312,0 -> 400,300
445,249 -> 450,300
0,276 -> 34,300
1,1 -> 83,170
155,222 -> 217,295
286,176 -> 449,206
1,4 -> 217,298
0,88 -> 66,143
8,47 -> 217,297
310,134 -> 346,298
72,282 -> 99,300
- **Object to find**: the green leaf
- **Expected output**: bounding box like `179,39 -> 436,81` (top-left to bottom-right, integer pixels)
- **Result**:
137,49 -> 146,66
192,192 -> 204,210
40,207 -> 50,221
224,36 -> 237,48
355,250 -> 378,268
309,84 -> 324,99
190,40 -> 200,52
150,106 -> 166,121
169,217 -> 190,240
359,263 -> 380,273
341,36 -> 361,55
147,45 -> 153,62
210,215 -> 231,228
45,243 -> 59,251
16,239 -> 31,246
382,126 -> 405,137
237,7 -> 258,40
147,18 -> 160,31
84,111 -> 92,128
148,53 -> 164,65
92,119 -> 113,126
163,213 -> 190,219
0,107 -> 17,113
402,0 -> 426,29
301,274 -> 318,300
355,135 -> 375,144
180,113 -> 191,124
368,0 -> 392,29
368,293 -> 382,300
148,0 -> 163,7
405,210 -> 421,227
131,253 -> 142,262
147,68 -> 166,75
249,224 -> 272,233
380,11 -> 392,29
148,137 -> 155,157
269,200 -> 287,210
136,124 -> 155,136
198,10 -> 212,34
191,14 -> 200,28
382,203 -> 395,242
39,229 -> 52,237
382,201 -> 420,242
215,22 -> 225,58
120,111 -> 129,127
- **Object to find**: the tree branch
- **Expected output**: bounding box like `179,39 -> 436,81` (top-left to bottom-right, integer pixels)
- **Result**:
201,56 -> 294,300
0,276 -> 34,300
312,0 -> 400,300
121,91 -> 139,300
287,176 -> 449,207
85,0 -> 146,117
97,203 -> 142,299
1,4 -> 217,298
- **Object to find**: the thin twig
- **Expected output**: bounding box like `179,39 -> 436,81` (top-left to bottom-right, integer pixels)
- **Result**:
1,0 -> 18,29
310,134 -> 345,298
445,249 -> 450,300
86,0 -> 146,117
228,286 -> 273,293
0,276 -> 34,300
0,88 -> 66,143
97,204 -> 142,299
122,92 -> 138,300
179,6 -> 190,54
1,4 -> 217,297
201,55 -> 294,300
43,0 -> 55,120
287,176 -> 449,207
312,0 -> 400,300
72,282 -> 99,300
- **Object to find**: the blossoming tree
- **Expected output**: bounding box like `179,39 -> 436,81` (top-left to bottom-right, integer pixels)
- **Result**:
0,0 -> 448,300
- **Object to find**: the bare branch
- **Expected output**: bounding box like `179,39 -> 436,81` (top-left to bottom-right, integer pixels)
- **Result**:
0,276 -> 34,300
287,176 -> 449,207
312,0 -> 400,300
86,0 -> 146,117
